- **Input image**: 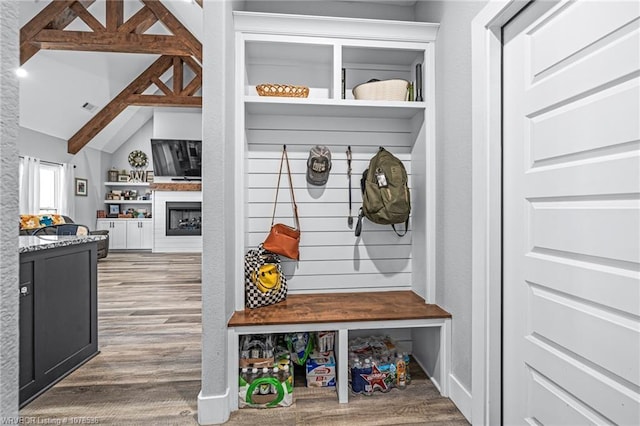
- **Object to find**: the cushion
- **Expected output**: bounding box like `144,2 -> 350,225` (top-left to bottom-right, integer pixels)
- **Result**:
20,214 -> 67,231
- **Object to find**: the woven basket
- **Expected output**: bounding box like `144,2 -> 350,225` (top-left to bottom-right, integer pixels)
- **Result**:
352,79 -> 409,101
256,83 -> 309,98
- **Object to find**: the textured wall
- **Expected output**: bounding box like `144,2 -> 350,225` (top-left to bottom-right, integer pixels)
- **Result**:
415,0 -> 489,393
0,0 -> 20,419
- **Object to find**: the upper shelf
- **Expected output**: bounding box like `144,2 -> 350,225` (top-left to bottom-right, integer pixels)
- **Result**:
244,96 -> 426,119
104,182 -> 150,187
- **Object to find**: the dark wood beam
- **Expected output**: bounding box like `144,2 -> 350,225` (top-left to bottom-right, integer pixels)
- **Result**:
32,30 -> 194,56
118,6 -> 157,34
106,0 -> 124,32
151,76 -> 173,96
182,56 -> 202,77
69,2 -> 105,32
173,57 -> 183,94
128,95 -> 202,107
20,0 -> 76,65
68,55 -> 173,154
48,0 -> 96,29
181,74 -> 202,97
141,0 -> 202,62
195,0 -> 203,7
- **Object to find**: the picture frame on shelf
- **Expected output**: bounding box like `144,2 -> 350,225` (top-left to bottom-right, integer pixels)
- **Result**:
108,204 -> 120,217
118,174 -> 129,182
75,178 -> 88,196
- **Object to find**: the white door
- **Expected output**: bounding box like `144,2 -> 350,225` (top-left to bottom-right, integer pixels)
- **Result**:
502,1 -> 640,424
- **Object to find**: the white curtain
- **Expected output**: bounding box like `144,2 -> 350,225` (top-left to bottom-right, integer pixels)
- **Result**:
19,156 -> 40,214
59,163 -> 75,218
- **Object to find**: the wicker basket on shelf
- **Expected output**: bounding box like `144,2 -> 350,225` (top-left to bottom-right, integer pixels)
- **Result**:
256,83 -> 309,98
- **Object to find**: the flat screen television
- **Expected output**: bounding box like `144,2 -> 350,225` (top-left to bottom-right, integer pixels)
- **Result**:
151,139 -> 202,179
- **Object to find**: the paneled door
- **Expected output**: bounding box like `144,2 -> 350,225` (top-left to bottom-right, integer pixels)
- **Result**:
502,1 -> 640,424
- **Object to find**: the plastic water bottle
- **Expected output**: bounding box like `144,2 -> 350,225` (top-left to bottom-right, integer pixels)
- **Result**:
396,354 -> 407,390
403,352 -> 411,385
239,367 -> 249,386
271,367 -> 280,394
259,367 -> 271,395
362,358 -> 373,396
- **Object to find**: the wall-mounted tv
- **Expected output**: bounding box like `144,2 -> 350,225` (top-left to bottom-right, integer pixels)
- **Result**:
151,139 -> 202,180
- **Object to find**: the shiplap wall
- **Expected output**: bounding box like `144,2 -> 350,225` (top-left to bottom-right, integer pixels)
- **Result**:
246,143 -> 413,293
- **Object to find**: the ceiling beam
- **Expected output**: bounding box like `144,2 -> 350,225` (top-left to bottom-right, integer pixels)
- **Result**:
31,30 -> 195,56
67,55 -> 202,154
128,95 -> 202,107
106,0 -> 124,32
118,6 -> 158,34
69,2 -> 105,33
20,0 -> 76,65
141,0 -> 202,62
21,0 -> 201,63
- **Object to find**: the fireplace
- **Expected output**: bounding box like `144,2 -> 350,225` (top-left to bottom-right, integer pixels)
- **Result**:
166,202 -> 201,236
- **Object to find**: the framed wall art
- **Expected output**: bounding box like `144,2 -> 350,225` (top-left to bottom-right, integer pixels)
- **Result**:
75,178 -> 88,196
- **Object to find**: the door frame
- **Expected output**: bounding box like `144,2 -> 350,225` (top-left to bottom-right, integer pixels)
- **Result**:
471,1 -> 534,425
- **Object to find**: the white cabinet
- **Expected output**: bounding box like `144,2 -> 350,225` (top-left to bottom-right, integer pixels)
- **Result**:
96,219 -> 127,250
126,219 -> 153,250
96,219 -> 152,250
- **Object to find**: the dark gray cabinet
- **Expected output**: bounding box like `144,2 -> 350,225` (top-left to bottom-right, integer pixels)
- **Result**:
19,241 -> 99,407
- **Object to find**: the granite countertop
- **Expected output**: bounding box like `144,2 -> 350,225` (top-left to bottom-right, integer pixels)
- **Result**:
19,234 -> 107,254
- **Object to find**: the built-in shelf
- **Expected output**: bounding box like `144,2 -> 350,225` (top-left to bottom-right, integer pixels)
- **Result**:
103,199 -> 152,204
244,96 -> 426,119
103,182 -> 150,187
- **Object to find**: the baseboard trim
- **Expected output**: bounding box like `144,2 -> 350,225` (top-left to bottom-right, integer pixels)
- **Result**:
197,388 -> 230,425
449,373 -> 472,422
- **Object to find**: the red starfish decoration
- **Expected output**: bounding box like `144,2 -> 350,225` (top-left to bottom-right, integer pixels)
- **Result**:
360,364 -> 389,392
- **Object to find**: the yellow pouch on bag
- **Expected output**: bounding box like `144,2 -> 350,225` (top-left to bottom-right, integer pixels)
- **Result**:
251,263 -> 281,293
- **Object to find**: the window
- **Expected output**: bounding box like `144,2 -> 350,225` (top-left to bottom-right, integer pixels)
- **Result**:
39,163 -> 61,214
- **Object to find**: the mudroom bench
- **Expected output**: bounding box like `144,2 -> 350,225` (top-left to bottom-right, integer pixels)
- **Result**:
227,291 -> 452,408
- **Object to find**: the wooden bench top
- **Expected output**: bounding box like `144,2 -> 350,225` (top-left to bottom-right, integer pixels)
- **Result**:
228,291 -> 451,327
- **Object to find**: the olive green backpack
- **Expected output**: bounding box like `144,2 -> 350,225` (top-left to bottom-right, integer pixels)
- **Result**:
355,147 -> 410,237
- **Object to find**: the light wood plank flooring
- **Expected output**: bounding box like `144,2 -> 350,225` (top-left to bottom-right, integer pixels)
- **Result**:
20,252 -> 468,425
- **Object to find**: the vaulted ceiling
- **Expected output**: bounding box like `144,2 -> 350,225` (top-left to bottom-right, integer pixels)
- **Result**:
18,0 -> 203,154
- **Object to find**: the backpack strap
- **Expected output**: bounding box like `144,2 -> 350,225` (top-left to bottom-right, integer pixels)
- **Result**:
391,218 -> 409,237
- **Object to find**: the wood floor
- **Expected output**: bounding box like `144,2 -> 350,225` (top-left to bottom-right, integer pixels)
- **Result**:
19,252 -> 469,425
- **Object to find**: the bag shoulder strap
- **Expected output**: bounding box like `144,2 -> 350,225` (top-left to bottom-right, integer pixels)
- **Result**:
271,146 -> 300,230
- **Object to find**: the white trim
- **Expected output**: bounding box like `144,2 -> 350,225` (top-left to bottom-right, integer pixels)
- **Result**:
233,11 -> 439,42
471,1 -> 531,425
197,388 -> 231,425
449,373 -> 472,423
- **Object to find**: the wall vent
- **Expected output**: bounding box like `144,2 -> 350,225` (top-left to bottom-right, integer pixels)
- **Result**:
81,102 -> 97,113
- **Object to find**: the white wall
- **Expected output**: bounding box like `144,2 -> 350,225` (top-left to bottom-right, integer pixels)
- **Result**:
153,108 -> 203,140
415,0 -> 489,413
0,1 -> 20,418
109,117 -> 153,172
243,0 -> 417,21
18,127 -> 110,229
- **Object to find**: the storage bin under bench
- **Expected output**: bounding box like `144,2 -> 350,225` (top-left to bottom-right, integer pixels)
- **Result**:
227,291 -> 451,409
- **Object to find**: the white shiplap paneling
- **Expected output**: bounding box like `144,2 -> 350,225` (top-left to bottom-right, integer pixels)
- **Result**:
246,144 -> 412,293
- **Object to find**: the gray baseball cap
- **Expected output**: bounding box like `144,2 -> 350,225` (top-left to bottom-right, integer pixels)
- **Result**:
306,145 -> 332,186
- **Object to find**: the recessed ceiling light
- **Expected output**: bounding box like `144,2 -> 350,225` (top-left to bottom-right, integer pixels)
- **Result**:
15,68 -> 28,78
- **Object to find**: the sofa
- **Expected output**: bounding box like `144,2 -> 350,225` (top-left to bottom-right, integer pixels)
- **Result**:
19,214 -> 110,259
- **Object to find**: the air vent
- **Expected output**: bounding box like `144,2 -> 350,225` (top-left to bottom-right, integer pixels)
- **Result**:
81,102 -> 97,113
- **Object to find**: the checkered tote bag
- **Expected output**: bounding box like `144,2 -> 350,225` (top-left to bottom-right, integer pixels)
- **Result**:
244,245 -> 288,309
